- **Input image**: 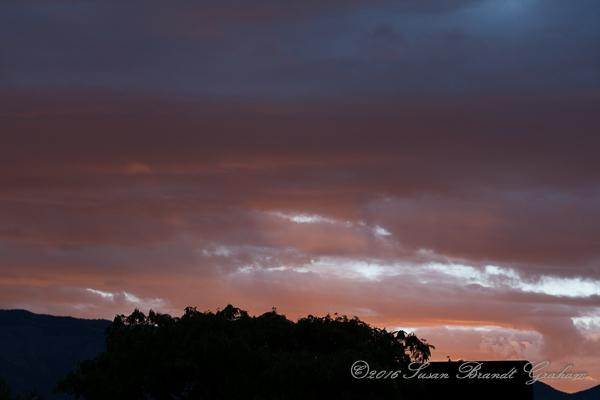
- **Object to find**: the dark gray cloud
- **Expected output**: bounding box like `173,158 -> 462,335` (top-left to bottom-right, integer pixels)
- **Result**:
1,0 -> 598,96
1,93 -> 599,268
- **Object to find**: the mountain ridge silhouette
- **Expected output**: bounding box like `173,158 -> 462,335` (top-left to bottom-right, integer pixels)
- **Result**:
0,309 -> 108,399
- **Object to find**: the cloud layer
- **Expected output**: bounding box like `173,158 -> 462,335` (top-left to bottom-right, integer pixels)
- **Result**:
1,0 -> 599,393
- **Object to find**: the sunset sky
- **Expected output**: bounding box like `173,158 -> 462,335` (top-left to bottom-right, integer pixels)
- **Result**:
1,0 -> 599,393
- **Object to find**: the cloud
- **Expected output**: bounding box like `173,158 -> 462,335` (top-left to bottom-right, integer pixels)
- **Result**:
1,0 -> 600,392
269,211 -> 338,224
2,93 -> 599,264
1,0 -> 598,97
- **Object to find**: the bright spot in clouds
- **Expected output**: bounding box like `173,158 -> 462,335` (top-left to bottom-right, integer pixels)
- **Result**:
87,289 -> 166,310
123,292 -> 166,309
87,288 -> 114,300
257,257 -> 600,298
572,315 -> 600,340
374,226 -> 391,236
270,211 -> 337,224
308,257 -> 391,280
422,263 -> 600,298
203,246 -> 233,257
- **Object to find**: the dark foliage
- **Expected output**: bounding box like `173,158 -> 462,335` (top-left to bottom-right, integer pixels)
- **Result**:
0,380 -> 43,400
0,380 -> 12,400
54,305 -> 434,399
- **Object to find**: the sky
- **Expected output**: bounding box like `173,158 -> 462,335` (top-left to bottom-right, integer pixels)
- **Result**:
1,0 -> 599,393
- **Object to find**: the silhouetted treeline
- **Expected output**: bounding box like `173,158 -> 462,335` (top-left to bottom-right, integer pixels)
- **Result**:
54,305 -> 434,400
1,379 -> 43,400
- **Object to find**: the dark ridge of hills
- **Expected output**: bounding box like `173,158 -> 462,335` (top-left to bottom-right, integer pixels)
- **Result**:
534,381 -> 600,400
0,309 -> 109,399
534,381 -> 573,399
571,383 -> 600,400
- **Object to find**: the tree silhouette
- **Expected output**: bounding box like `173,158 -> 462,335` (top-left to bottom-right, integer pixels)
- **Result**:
0,381 -> 43,400
0,380 -> 12,400
54,305 -> 434,400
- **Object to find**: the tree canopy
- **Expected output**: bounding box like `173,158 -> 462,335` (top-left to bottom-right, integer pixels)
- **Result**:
0,380 -> 43,400
54,305 -> 434,400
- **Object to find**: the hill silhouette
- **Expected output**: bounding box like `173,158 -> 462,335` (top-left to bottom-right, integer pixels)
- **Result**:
0,310 -> 108,399
533,381 -> 600,400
